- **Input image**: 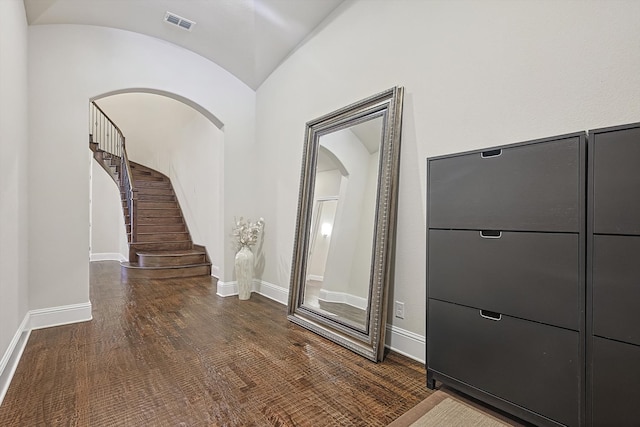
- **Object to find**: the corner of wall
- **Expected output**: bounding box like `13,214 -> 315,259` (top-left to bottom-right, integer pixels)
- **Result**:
0,304 -> 92,406
0,314 -> 30,406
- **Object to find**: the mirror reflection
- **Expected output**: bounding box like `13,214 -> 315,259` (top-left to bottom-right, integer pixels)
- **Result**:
302,117 -> 383,331
288,86 -> 404,362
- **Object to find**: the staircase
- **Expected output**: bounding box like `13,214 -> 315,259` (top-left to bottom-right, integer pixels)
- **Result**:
89,101 -> 212,280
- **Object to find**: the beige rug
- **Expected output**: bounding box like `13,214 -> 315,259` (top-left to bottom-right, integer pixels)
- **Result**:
388,390 -> 526,427
409,397 -> 509,427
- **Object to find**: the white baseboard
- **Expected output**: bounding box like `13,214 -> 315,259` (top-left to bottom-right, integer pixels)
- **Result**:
217,280 -> 289,305
385,324 -> 425,364
0,314 -> 31,406
29,302 -> 93,330
0,302 -> 92,406
211,265 -> 221,277
216,280 -> 236,297
318,289 -> 368,310
253,280 -> 289,304
217,280 -> 425,362
90,252 -> 126,262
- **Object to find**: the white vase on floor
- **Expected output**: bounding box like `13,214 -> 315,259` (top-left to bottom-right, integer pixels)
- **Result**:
235,245 -> 254,300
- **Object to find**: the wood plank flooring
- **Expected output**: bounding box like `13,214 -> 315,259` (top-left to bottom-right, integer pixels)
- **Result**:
0,261 -> 430,426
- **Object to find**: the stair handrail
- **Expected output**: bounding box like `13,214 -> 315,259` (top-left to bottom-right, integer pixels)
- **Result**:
90,101 -> 125,157
120,138 -> 138,248
90,101 -> 138,246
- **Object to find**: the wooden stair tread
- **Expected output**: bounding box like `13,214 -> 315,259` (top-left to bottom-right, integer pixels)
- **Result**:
138,211 -> 181,216
136,249 -> 205,257
135,232 -> 190,242
121,261 -> 212,280
136,218 -> 184,224
136,225 -> 186,231
132,239 -> 192,243
121,262 -> 211,270
136,231 -> 187,235
134,182 -> 171,188
129,242 -> 194,252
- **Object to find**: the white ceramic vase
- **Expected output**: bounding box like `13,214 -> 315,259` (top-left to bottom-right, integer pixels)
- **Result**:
235,245 -> 254,300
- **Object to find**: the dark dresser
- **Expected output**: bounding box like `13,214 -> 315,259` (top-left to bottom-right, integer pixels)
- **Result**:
588,123 -> 640,427
426,133 -> 586,426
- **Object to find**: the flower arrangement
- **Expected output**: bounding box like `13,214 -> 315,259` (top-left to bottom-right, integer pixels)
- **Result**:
232,217 -> 265,251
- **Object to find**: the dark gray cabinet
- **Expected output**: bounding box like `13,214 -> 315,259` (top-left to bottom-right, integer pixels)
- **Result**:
591,337 -> 640,427
428,137 -> 581,232
592,234 -> 640,346
429,299 -> 580,427
591,125 -> 640,235
588,123 -> 640,426
428,229 -> 580,330
427,133 -> 586,427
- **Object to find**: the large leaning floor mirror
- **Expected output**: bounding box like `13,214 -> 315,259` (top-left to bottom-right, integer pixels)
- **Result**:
288,87 -> 404,362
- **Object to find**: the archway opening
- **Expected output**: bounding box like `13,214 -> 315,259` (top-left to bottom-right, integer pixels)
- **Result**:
88,90 -> 224,278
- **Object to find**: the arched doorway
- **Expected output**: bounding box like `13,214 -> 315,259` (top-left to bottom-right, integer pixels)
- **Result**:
88,90 -> 225,279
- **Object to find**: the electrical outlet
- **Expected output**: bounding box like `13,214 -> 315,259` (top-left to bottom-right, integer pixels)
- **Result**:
395,301 -> 405,319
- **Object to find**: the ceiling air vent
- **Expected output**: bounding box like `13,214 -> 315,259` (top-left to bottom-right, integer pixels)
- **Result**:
164,12 -> 195,32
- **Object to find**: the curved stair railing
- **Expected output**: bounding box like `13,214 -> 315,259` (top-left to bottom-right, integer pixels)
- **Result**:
89,101 -> 138,253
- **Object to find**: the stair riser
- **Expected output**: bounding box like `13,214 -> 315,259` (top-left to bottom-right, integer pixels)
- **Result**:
134,181 -> 171,189
133,176 -> 165,182
125,212 -> 182,221
137,225 -> 186,233
137,216 -> 183,225
138,209 -> 181,217
137,194 -> 175,202
135,186 -> 173,193
131,242 -> 193,251
131,167 -> 164,176
132,171 -> 164,178
137,233 -> 190,242
138,202 -> 178,210
121,264 -> 211,280
138,254 -> 206,268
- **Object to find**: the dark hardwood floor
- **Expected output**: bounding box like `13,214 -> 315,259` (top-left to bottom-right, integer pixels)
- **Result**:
0,261 -> 430,426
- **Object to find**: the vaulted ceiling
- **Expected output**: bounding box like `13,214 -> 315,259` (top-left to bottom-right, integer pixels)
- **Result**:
23,0 -> 345,90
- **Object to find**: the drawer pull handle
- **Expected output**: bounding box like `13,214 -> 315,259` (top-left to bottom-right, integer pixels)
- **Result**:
480,310 -> 502,321
481,149 -> 502,158
480,230 -> 502,239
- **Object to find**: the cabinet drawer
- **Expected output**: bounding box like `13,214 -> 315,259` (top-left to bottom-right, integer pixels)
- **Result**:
428,136 -> 582,232
429,229 -> 580,330
428,299 -> 579,427
592,234 -> 640,346
591,125 -> 640,235
592,337 -> 640,427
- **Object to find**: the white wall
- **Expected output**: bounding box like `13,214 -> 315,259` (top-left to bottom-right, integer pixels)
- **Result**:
0,0 -> 29,377
28,25 -> 255,313
169,108 -> 224,276
89,159 -> 128,261
256,0 -> 640,337
95,93 -> 224,275
320,129 -> 372,297
348,151 -> 379,300
95,93 -> 196,171
307,199 -> 337,279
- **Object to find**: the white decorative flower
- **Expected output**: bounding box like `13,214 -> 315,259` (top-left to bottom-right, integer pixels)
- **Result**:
232,217 -> 265,250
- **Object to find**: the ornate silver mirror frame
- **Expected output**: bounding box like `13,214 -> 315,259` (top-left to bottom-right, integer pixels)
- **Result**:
288,87 -> 404,362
